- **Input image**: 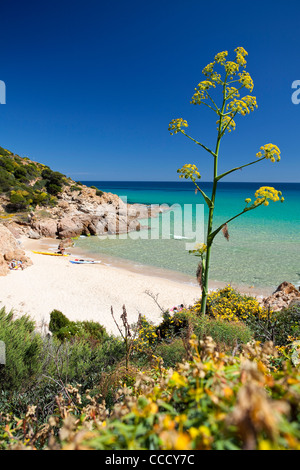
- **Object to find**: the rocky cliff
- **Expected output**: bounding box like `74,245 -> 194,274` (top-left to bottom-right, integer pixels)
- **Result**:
3,186 -> 160,239
0,148 -> 161,239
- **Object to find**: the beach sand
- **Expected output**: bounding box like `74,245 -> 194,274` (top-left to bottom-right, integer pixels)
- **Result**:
0,237 -> 272,336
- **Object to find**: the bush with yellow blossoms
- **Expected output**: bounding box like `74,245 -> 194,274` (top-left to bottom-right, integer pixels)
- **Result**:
2,336 -> 300,450
168,47 -> 284,314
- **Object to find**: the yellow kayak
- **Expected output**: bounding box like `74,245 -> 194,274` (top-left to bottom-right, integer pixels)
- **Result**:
32,251 -> 69,257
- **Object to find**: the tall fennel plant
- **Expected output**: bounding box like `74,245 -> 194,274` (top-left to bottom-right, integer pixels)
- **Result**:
169,47 -> 284,315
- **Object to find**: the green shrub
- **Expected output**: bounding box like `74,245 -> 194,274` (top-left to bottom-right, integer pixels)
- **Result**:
155,338 -> 187,367
155,310 -> 192,339
246,304 -> 300,346
70,185 -> 82,192
77,320 -> 108,343
0,308 -> 43,391
49,310 -> 71,334
49,310 -> 108,344
272,305 -> 300,345
90,185 -> 104,196
194,315 -> 253,349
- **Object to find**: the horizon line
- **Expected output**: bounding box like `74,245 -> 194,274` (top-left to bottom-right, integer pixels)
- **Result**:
79,180 -> 300,184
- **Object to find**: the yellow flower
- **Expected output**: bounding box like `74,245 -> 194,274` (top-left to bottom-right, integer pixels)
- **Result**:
227,95 -> 258,115
217,115 -> 236,133
177,163 -> 201,182
171,371 -> 187,387
191,80 -> 216,105
224,61 -> 239,75
168,118 -> 188,135
238,71 -> 254,91
174,433 -> 191,450
214,51 -> 228,65
234,46 -> 248,66
253,186 -> 283,206
256,143 -> 281,162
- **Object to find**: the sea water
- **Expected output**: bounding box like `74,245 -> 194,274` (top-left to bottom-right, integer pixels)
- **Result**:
76,181 -> 300,290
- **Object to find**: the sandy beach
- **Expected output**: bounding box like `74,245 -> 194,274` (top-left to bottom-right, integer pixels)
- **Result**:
0,237 -> 272,336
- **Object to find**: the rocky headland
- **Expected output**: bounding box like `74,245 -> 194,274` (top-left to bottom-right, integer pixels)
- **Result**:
3,186 -> 162,240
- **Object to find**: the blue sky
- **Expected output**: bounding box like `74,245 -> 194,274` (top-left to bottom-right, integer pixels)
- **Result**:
0,0 -> 299,182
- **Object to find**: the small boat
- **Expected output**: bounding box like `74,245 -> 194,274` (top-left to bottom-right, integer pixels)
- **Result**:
69,259 -> 101,265
32,251 -> 69,257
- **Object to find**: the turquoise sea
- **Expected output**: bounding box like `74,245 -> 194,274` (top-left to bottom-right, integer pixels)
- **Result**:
76,182 -> 300,290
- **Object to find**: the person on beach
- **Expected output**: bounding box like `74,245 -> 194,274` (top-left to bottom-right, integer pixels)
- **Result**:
9,260 -> 24,270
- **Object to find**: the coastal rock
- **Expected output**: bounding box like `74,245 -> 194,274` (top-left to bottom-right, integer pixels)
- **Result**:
27,229 -> 41,239
0,254 -> 9,276
0,224 -> 20,254
57,217 -> 84,239
30,218 -> 58,238
5,182 -> 161,241
260,282 -> 300,312
0,225 -> 32,275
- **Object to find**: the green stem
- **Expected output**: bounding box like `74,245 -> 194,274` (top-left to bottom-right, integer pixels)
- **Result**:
180,131 -> 216,157
210,200 -> 265,241
216,156 -> 266,182
200,73 -> 228,315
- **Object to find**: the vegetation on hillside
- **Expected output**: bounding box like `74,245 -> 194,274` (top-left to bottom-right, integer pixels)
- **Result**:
0,146 -> 71,212
0,286 -> 299,450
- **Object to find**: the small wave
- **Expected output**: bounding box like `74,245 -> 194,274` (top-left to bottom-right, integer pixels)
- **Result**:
173,235 -> 191,240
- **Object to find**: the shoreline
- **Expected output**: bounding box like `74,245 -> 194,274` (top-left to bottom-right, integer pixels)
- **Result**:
0,236 -> 273,336
23,236 -> 274,297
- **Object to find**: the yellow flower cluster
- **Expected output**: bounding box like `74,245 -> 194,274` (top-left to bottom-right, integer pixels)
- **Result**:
253,186 -> 284,206
224,61 -> 240,76
202,62 -> 215,76
227,96 -> 258,116
194,243 -> 207,254
190,80 -> 216,105
177,163 -> 201,182
201,62 -> 222,84
217,115 -> 236,133
238,71 -> 254,91
256,143 -> 281,162
133,316 -> 158,353
189,243 -> 207,258
214,50 -> 228,65
168,118 -> 188,135
226,86 -> 240,99
234,47 -> 248,66
196,285 -> 273,322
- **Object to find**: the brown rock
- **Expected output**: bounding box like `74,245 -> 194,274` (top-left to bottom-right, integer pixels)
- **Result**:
0,225 -> 32,275
274,281 -> 300,296
261,282 -> 300,312
57,217 -> 84,238
0,254 -> 9,276
31,218 -> 58,238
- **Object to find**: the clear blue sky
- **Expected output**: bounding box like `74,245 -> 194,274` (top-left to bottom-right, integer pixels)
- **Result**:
0,0 -> 299,182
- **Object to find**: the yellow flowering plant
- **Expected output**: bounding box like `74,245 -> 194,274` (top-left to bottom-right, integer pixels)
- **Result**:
169,47 -> 283,314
